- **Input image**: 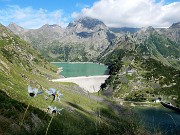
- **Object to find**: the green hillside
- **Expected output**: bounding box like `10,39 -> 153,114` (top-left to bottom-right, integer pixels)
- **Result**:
99,33 -> 180,106
0,24 -> 149,134
137,33 -> 180,69
41,42 -> 90,62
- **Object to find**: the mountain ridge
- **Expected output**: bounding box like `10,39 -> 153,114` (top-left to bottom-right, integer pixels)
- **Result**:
7,17 -> 117,62
9,17 -> 180,61
170,22 -> 180,29
6,18 -> 180,67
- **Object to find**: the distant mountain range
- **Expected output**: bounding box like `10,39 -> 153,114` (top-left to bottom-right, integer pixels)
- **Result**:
8,17 -> 117,62
7,17 -> 180,64
109,27 -> 140,34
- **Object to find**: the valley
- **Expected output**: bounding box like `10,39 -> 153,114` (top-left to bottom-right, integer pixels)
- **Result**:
0,22 -> 147,135
0,15 -> 180,135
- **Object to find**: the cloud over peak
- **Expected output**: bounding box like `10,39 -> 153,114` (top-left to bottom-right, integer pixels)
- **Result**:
73,0 -> 180,28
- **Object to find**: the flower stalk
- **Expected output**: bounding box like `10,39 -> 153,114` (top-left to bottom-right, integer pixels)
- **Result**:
45,114 -> 54,135
20,101 -> 31,128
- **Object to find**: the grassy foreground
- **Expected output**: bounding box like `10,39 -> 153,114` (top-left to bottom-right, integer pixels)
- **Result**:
0,80 -> 150,135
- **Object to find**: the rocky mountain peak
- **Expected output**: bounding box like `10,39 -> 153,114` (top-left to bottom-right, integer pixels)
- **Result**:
38,24 -> 64,34
49,24 -> 61,28
139,26 -> 155,33
5,18 -> 114,61
136,26 -> 156,37
169,22 -> 180,29
68,17 -> 107,30
146,26 -> 155,31
40,24 -> 62,29
7,23 -> 24,34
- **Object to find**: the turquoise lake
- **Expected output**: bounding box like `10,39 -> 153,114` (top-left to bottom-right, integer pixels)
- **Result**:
52,62 -> 109,77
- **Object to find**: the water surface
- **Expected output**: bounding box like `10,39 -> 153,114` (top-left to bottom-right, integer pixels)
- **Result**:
53,62 -> 109,77
133,107 -> 180,135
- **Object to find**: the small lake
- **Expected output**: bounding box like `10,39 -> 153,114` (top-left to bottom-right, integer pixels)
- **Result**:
52,62 -> 109,77
133,107 -> 180,135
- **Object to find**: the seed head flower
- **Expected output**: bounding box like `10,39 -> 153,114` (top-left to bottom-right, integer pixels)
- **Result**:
47,106 -> 63,115
28,85 -> 43,97
47,88 -> 63,101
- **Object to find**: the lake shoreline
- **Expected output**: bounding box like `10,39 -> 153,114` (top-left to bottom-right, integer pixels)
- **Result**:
52,62 -> 109,92
115,98 -> 162,107
51,61 -> 107,66
52,62 -> 109,78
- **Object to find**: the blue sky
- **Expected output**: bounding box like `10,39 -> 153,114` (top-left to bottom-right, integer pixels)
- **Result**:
0,0 -> 96,14
0,0 -> 179,28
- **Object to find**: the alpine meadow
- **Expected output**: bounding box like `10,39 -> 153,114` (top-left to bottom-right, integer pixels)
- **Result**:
0,0 -> 180,135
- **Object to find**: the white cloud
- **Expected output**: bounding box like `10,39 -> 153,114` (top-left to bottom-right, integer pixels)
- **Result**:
75,3 -> 90,9
71,12 -> 80,19
0,5 -> 69,29
72,0 -> 180,28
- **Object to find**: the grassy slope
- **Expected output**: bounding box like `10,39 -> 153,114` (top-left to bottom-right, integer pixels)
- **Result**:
41,42 -> 91,62
0,24 -> 148,134
0,81 -> 148,135
137,33 -> 180,69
